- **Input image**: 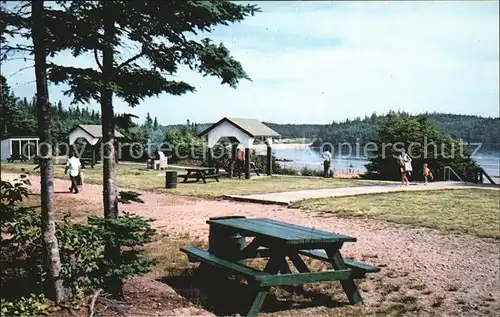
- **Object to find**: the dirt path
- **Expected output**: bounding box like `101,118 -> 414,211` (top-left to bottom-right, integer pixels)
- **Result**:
7,173 -> 500,316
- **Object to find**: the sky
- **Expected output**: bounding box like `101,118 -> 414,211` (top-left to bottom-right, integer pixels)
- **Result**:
2,1 -> 499,125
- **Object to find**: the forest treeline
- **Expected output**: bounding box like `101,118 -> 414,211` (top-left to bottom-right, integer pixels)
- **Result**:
175,113 -> 499,150
311,112 -> 499,150
2,74 -> 498,151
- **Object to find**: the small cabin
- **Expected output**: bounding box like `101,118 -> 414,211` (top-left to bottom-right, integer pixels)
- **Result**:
1,136 -> 40,161
67,124 -> 125,165
199,117 -> 280,178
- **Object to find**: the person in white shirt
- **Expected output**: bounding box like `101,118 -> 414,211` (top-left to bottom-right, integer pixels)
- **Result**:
65,151 -> 82,194
395,148 -> 412,186
322,148 -> 332,178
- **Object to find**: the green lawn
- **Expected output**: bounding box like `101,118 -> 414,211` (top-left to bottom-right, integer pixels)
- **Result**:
291,189 -> 500,239
1,161 -> 393,198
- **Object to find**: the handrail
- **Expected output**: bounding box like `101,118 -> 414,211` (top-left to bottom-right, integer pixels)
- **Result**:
477,167 -> 496,184
443,166 -> 464,182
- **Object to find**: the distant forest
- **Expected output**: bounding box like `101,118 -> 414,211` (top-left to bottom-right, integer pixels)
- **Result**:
186,113 -> 500,151
310,112 -> 499,150
2,73 -> 498,151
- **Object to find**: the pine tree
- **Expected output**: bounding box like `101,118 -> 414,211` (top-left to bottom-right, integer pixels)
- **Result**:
153,116 -> 158,131
46,0 -> 258,295
32,0 -> 69,302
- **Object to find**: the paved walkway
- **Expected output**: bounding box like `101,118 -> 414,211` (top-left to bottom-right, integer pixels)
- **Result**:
225,181 -> 500,205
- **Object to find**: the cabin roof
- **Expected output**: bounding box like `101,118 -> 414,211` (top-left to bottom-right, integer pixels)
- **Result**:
198,117 -> 280,138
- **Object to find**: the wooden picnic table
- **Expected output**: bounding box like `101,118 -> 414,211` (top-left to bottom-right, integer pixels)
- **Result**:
178,166 -> 225,184
181,216 -> 380,316
7,154 -> 28,163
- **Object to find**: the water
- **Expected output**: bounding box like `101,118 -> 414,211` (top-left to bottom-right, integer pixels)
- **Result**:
270,147 -> 500,179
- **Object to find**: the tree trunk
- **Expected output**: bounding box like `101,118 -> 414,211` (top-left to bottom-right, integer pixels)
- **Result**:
32,0 -> 69,303
100,3 -> 122,296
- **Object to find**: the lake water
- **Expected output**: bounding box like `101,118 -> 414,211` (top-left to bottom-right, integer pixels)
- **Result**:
271,147 -> 500,181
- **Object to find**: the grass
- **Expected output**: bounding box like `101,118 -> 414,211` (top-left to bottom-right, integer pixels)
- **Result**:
1,162 -> 392,198
291,189 -> 500,239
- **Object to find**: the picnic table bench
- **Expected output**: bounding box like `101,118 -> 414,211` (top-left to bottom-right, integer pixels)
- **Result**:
7,154 -> 28,163
80,157 -> 94,168
181,216 -> 380,316
178,166 -> 227,184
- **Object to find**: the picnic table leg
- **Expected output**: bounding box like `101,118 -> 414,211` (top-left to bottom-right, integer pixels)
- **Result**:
246,251 -> 284,317
264,248 -> 290,274
325,247 -> 363,305
183,170 -> 192,183
247,282 -> 269,317
199,171 -> 207,184
288,252 -> 311,273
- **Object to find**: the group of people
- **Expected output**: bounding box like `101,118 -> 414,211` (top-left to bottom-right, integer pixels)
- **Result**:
322,146 -> 434,184
394,148 -> 433,186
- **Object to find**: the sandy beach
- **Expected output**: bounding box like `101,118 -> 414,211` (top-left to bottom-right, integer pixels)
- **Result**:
254,142 -> 312,154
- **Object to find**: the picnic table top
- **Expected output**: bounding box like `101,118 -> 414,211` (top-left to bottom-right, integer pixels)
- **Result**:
207,217 -> 356,245
184,166 -> 216,172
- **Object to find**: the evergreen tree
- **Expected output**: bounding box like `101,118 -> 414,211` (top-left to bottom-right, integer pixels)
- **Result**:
145,112 -> 153,131
153,116 -> 158,131
32,0 -> 69,302
46,0 -> 258,295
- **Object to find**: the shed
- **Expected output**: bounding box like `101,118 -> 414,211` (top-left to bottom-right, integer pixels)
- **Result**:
198,117 -> 280,179
1,136 -> 39,161
67,124 -> 125,165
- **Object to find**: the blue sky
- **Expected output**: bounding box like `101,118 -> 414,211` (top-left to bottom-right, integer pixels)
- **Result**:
2,1 -> 499,125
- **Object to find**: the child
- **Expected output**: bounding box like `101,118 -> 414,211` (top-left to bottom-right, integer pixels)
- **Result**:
423,163 -> 433,184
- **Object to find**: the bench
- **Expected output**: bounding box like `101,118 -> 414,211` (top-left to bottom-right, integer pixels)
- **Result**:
80,158 -> 94,168
181,246 -> 268,281
181,246 -> 353,287
298,249 -> 380,278
7,155 -> 28,163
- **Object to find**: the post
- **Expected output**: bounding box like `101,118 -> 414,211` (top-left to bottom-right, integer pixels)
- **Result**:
207,147 -> 213,174
231,143 -> 238,178
231,143 -> 237,161
245,148 -> 251,179
267,145 -> 272,176
92,145 -> 96,166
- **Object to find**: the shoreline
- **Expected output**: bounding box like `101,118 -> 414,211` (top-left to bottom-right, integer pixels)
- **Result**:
254,142 -> 312,154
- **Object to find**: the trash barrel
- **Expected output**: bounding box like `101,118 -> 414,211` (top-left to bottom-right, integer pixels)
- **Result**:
165,170 -> 177,189
208,216 -> 246,263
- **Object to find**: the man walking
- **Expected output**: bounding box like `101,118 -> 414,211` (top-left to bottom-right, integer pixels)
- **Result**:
323,147 -> 332,178
65,151 -> 82,194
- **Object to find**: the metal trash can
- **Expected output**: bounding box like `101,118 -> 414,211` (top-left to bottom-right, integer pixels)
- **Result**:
208,216 -> 246,263
165,170 -> 177,189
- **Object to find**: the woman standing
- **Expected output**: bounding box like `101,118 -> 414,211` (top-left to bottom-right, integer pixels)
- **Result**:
396,148 -> 412,185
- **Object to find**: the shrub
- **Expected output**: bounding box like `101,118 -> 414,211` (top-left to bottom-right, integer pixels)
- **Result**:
0,294 -> 48,317
1,176 -> 157,311
365,113 -> 479,181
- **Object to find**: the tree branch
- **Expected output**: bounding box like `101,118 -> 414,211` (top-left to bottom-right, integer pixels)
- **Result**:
88,288 -> 103,317
94,49 -> 103,71
117,51 -> 146,69
8,65 -> 34,77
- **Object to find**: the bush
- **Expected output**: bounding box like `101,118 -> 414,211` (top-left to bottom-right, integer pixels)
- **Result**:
1,176 -> 157,311
365,113 -> 479,181
276,167 -> 300,176
0,294 -> 48,317
300,166 -> 323,177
